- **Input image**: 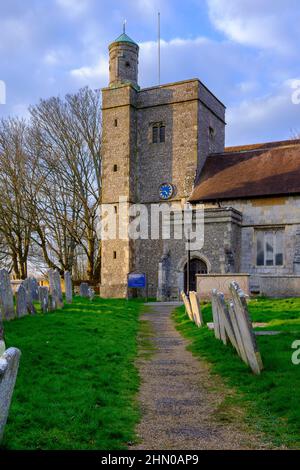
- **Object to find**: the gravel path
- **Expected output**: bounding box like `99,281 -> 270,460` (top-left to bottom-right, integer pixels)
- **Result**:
132,303 -> 266,450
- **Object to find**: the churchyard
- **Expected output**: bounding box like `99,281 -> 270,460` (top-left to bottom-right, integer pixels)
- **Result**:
0,268 -> 299,449
175,295 -> 300,448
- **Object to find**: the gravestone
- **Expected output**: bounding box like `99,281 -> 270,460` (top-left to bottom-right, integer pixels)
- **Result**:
64,271 -> 73,303
48,269 -> 63,309
80,283 -> 90,298
0,320 -> 5,356
48,294 -> 56,311
0,347 -> 21,442
29,277 -> 39,301
229,282 -> 263,374
16,285 -> 28,318
38,286 -> 49,314
181,291 -> 194,322
189,291 -> 204,327
211,289 -> 221,340
53,270 -> 63,308
0,269 -> 15,321
215,292 -> 239,352
21,279 -> 36,315
88,287 -> 95,301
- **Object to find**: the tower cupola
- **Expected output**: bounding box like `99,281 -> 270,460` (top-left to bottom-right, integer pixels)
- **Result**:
108,30 -> 139,89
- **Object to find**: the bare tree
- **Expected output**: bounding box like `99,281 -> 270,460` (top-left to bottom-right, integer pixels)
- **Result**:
29,87 -> 102,280
0,118 -> 37,278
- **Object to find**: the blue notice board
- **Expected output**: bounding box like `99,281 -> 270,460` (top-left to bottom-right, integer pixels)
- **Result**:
128,272 -> 146,289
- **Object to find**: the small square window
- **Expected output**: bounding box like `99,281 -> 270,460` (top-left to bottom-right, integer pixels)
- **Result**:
113,251 -> 117,259
114,119 -> 118,127
113,164 -> 118,172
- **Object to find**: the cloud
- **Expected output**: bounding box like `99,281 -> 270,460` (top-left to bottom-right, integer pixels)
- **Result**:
70,55 -> 108,85
226,80 -> 300,145
55,0 -> 92,18
207,0 -> 300,54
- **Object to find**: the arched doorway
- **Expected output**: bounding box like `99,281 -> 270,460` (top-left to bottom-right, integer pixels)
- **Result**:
184,258 -> 207,293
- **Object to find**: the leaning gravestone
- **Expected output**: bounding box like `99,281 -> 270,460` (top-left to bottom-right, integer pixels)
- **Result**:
38,286 -> 49,314
211,289 -> 222,340
80,283 -> 90,298
64,271 -> 73,304
16,285 -> 28,318
189,291 -> 204,327
0,347 -> 21,442
229,282 -> 263,374
181,291 -> 194,322
0,269 -> 15,321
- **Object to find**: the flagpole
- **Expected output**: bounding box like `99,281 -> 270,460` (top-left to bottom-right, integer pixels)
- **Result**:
158,12 -> 161,85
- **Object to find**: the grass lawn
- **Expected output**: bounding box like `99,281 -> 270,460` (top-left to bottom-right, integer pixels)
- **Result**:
174,297 -> 300,449
1,296 -> 143,450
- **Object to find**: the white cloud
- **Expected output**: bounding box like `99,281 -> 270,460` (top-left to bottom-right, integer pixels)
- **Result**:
207,0 -> 300,54
70,55 -> 108,85
226,80 -> 300,145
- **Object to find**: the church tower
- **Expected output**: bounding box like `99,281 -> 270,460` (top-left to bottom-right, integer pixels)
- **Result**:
100,30 -> 226,299
99,31 -> 139,298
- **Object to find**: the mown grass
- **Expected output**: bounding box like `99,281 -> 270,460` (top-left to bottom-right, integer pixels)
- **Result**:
1,297 -> 143,450
174,297 -> 300,448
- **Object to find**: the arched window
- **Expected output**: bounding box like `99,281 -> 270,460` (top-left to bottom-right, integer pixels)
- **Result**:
152,123 -> 165,143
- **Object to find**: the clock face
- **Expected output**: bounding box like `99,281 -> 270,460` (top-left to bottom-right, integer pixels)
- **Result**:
159,183 -> 174,200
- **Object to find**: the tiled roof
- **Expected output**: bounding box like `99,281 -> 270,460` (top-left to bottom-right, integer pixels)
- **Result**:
189,139 -> 300,202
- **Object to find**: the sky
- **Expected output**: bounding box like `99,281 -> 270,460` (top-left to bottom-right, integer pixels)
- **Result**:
0,0 -> 300,145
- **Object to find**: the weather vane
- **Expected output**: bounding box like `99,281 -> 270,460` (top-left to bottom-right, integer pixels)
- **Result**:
123,19 -> 127,34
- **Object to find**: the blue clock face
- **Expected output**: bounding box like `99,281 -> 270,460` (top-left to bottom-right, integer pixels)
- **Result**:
159,183 -> 174,200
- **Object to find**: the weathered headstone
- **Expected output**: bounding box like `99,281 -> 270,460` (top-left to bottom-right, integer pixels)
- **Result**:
0,347 -> 21,442
229,282 -> 263,374
211,289 -> 221,340
88,287 -> 95,301
16,285 -> 28,318
80,283 -> 90,298
215,292 -> 239,352
228,300 -> 248,363
48,269 -> 63,309
64,271 -> 73,303
181,291 -> 194,322
29,277 -> 39,301
0,320 -> 5,356
48,293 -> 56,311
189,291 -> 204,327
38,286 -> 49,314
53,270 -> 63,308
0,269 -> 15,320
21,279 -> 36,315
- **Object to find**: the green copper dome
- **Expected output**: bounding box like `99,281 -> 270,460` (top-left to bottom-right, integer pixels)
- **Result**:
113,32 -> 138,46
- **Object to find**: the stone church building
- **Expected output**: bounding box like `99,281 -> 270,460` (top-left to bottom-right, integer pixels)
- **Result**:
99,31 -> 300,299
